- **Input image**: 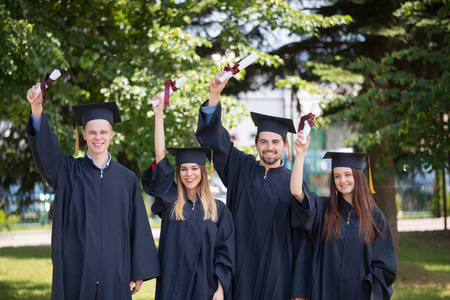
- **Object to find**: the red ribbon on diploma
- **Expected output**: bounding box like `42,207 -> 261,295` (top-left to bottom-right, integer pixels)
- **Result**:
40,71 -> 57,105
164,79 -> 178,106
223,62 -> 240,75
298,113 -> 316,132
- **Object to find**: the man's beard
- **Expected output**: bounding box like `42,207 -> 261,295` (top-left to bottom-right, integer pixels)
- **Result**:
260,151 -> 282,165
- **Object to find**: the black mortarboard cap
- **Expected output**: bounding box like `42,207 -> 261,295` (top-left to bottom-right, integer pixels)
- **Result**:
250,112 -> 296,138
72,101 -> 121,126
167,147 -> 212,165
323,152 -> 371,170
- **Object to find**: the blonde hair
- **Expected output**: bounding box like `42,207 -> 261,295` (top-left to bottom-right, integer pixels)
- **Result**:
171,164 -> 218,222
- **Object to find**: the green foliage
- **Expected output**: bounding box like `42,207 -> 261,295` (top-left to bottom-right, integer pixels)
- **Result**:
318,0 -> 449,178
277,75 -> 328,94
0,0 -> 350,206
0,210 -> 17,231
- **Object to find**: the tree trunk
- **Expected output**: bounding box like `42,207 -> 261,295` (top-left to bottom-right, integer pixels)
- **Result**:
371,141 -> 399,259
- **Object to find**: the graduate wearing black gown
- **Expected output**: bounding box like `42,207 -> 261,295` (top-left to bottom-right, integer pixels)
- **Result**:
25,84 -> 160,300
141,94 -> 235,300
290,131 -> 397,300
195,73 -> 311,300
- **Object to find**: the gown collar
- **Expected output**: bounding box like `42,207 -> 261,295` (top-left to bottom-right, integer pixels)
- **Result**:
85,152 -> 112,170
258,159 -> 286,173
340,198 -> 353,214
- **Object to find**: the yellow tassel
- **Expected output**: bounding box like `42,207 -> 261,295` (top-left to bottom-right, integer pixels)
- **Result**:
209,150 -> 214,185
368,156 -> 376,194
286,139 -> 292,161
75,122 -> 79,155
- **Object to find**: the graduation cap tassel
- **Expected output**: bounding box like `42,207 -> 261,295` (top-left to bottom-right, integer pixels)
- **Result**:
286,139 -> 293,161
368,156 -> 376,194
75,122 -> 79,155
209,151 -> 214,186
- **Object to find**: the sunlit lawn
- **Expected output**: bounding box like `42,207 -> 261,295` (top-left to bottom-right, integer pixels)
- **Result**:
0,245 -> 157,300
392,231 -> 450,300
0,231 -> 449,299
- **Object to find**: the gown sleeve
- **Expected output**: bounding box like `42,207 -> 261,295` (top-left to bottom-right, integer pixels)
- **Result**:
213,203 -> 235,296
289,184 -> 318,298
196,100 -> 250,188
26,113 -> 72,189
290,184 -> 327,234
129,176 -> 161,281
364,209 -> 397,300
290,228 -> 313,298
141,157 -> 178,216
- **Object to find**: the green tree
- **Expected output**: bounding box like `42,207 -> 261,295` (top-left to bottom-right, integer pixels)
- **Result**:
277,0 -> 449,255
0,0 -> 350,211
263,0 -> 449,258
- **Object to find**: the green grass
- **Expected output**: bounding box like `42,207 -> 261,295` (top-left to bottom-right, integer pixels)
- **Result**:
0,246 -> 157,300
392,231 -> 450,300
8,224 -> 52,232
0,231 -> 449,300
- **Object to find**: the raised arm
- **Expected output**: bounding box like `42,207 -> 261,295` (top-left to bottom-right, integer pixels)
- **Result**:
290,131 -> 310,204
27,83 -> 44,116
152,94 -> 166,164
142,94 -> 178,215
208,72 -> 229,106
196,72 -> 242,187
26,82 -> 71,189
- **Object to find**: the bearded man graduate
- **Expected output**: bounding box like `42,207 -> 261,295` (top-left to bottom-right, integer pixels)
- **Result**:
26,83 -> 160,300
196,73 -> 311,300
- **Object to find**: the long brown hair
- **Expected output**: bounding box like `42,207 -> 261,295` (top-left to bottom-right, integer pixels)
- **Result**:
322,168 -> 384,244
171,164 -> 218,222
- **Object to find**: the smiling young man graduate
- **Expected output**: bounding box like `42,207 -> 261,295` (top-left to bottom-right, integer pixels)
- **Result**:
26,84 -> 160,300
195,73 -> 311,300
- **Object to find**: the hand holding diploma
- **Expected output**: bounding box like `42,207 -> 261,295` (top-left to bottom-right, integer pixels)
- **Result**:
27,69 -> 61,102
299,103 -> 319,143
218,54 -> 257,83
152,76 -> 188,107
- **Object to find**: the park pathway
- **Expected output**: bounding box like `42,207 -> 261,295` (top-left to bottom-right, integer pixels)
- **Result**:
0,225 -> 161,248
0,217 -> 448,248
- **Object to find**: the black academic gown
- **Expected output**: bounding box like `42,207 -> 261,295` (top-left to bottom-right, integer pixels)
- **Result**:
26,113 -> 160,300
292,188 -> 397,300
196,102 -> 311,300
141,157 -> 235,300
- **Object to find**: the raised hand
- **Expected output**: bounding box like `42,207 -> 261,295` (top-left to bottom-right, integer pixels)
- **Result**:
152,93 -> 164,115
293,130 -> 310,156
209,72 -> 230,106
27,83 -> 44,116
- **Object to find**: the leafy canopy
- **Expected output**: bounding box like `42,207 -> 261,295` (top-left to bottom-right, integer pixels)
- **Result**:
0,0 -> 350,210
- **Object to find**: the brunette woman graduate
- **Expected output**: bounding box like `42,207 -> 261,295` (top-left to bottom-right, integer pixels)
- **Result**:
290,131 -> 397,300
141,94 -> 235,300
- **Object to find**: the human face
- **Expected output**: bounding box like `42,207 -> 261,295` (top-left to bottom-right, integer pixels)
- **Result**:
255,131 -> 287,167
179,163 -> 202,196
333,167 -> 355,202
82,119 -> 114,157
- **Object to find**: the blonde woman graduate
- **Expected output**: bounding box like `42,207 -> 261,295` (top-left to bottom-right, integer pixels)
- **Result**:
290,132 -> 397,300
141,94 -> 235,300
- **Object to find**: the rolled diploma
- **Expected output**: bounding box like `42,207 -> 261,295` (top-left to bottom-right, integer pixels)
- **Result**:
27,69 -> 61,102
152,76 -> 188,106
218,54 -> 258,83
300,103 -> 320,143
